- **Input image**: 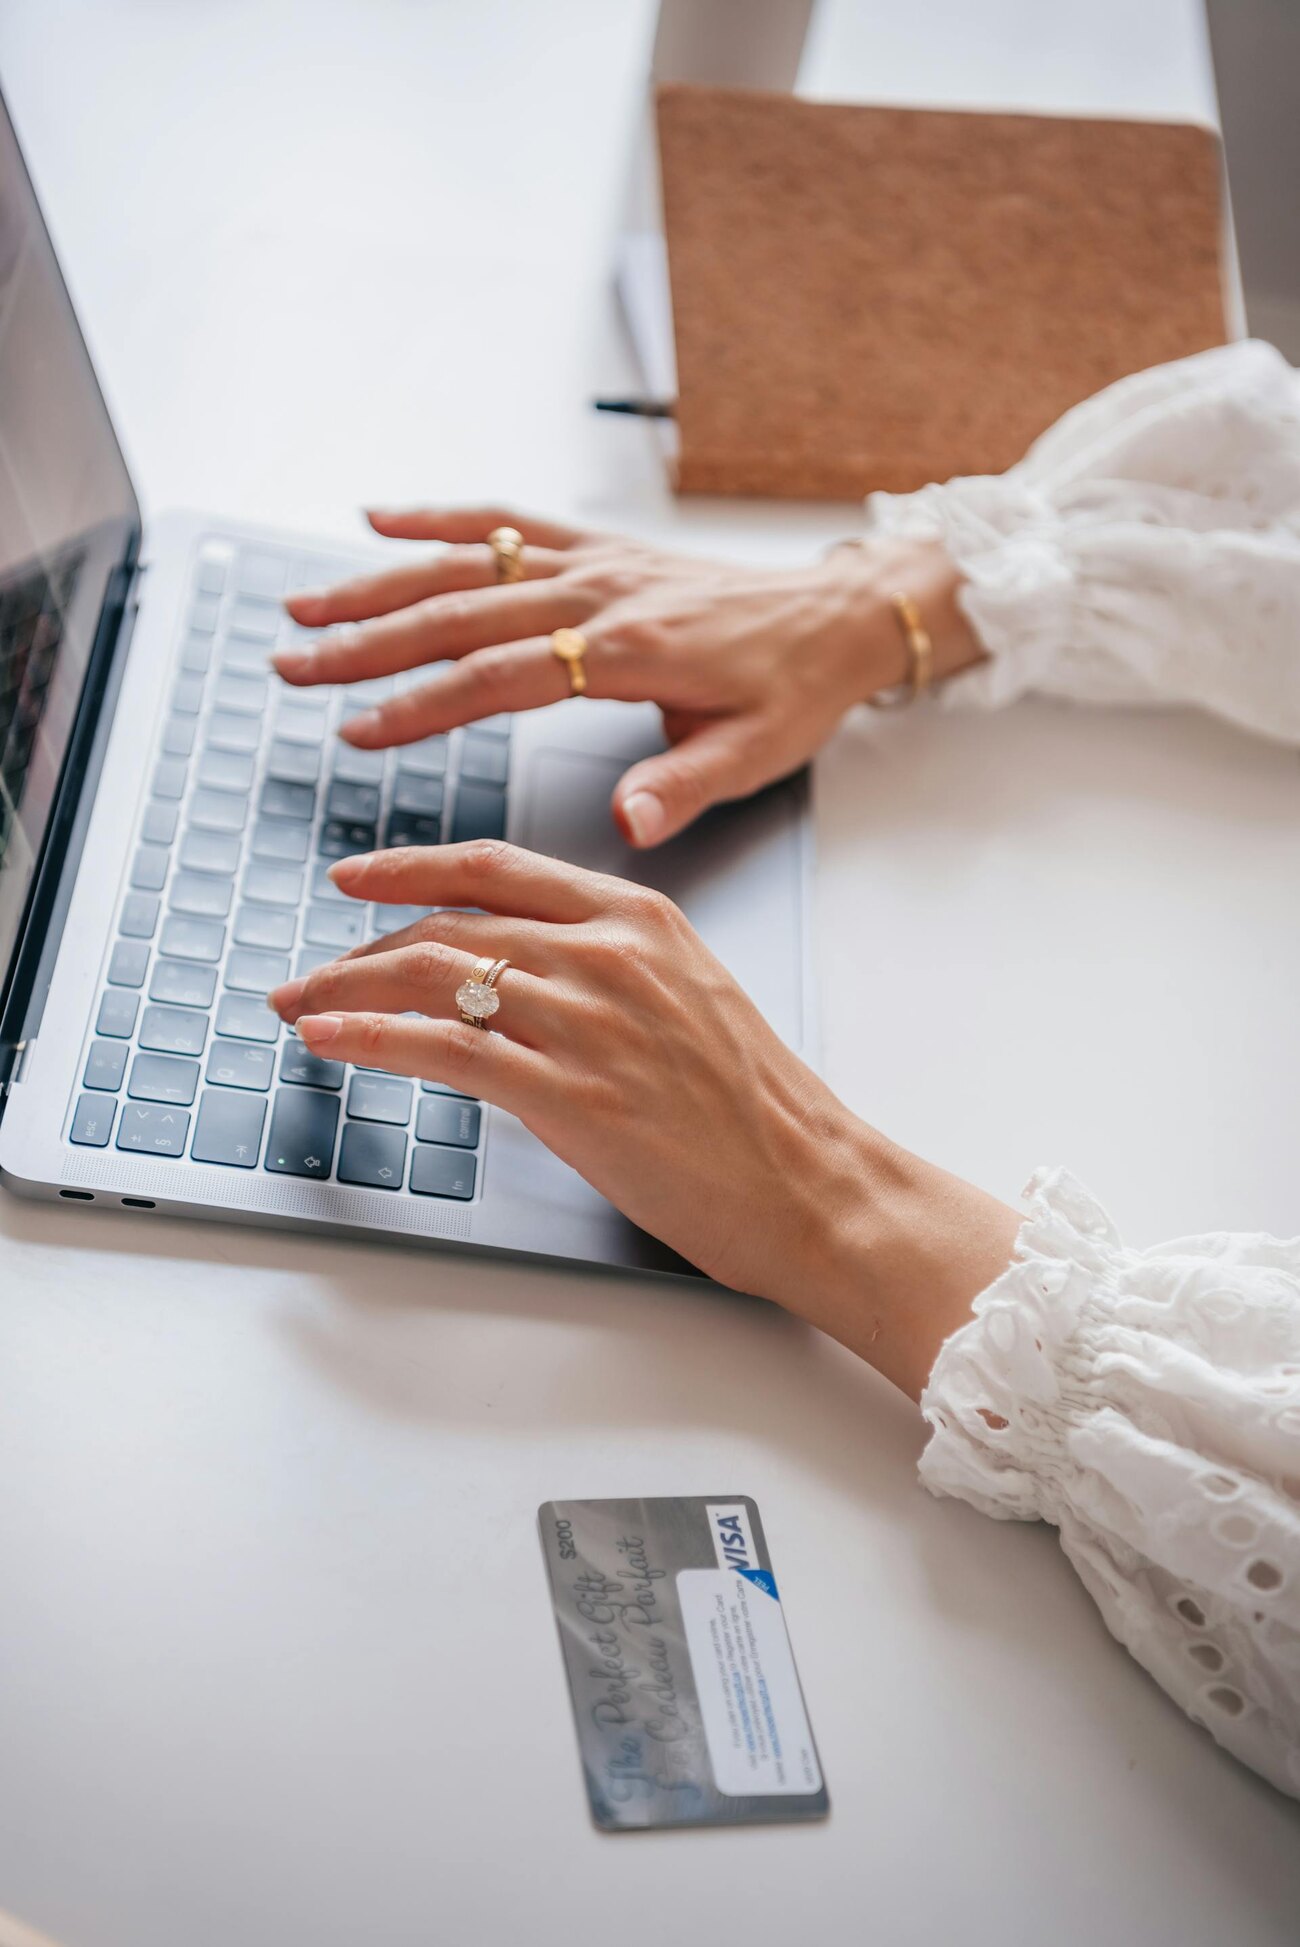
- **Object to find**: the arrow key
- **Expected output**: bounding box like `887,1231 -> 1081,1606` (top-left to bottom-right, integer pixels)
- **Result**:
338,1119 -> 407,1191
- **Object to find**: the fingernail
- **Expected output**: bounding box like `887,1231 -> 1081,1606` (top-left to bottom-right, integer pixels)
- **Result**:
288,590 -> 325,611
269,976 -> 306,1015
328,853 -> 375,884
297,1013 -> 343,1044
622,790 -> 665,846
272,649 -> 315,679
341,709 -> 383,741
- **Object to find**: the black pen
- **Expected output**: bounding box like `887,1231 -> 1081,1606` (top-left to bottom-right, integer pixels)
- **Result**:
592,396 -> 676,419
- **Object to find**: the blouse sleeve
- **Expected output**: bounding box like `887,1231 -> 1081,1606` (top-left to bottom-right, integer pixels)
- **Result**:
919,1167 -> 1300,1799
864,339 -> 1300,745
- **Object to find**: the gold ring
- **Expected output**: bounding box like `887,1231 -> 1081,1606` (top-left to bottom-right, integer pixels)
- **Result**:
456,956 -> 510,1029
550,627 -> 588,696
487,526 -> 524,584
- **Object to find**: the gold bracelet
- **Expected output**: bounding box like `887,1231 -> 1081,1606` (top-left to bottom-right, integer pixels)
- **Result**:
869,590 -> 934,710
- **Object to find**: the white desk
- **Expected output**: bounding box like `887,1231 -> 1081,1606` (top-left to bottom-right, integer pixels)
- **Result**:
1,5 -> 1297,1943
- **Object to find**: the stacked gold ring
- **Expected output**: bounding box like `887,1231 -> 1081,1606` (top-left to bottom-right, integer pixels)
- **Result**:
487,525 -> 525,584
455,957 -> 510,1029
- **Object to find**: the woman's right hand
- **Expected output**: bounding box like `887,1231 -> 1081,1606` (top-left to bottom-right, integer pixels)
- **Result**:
274,506 -> 981,851
267,840 -> 1017,1399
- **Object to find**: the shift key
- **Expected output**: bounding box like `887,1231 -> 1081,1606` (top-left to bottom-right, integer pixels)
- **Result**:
263,1087 -> 339,1178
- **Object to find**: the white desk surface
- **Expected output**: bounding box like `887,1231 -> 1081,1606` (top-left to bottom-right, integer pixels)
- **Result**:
1,4 -> 1297,1943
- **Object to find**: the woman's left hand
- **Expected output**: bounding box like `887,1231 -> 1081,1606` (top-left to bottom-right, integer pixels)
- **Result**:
267,841 -> 1017,1398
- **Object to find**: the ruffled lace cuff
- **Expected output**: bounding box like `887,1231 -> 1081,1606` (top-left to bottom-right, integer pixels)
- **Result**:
919,1167 -> 1300,1798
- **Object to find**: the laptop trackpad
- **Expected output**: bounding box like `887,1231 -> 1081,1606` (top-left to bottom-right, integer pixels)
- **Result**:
520,746 -> 808,1050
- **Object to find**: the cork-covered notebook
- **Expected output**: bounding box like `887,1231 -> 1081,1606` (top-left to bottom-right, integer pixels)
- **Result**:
657,86 -> 1228,500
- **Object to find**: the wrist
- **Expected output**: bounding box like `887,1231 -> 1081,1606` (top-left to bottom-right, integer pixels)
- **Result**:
824,535 -> 985,701
769,1107 -> 1021,1401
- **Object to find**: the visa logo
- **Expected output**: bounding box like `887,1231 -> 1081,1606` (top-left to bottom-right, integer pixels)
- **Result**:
707,1502 -> 758,1574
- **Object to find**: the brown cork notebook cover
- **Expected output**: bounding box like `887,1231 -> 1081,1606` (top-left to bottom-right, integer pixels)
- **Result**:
657,86 -> 1227,500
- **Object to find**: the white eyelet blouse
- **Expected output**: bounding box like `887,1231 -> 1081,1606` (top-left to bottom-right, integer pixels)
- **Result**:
865,339 -> 1300,1800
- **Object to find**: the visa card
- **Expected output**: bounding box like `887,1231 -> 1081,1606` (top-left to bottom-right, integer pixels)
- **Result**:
538,1495 -> 829,1830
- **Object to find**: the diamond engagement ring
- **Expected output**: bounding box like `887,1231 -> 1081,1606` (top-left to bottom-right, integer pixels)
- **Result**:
456,957 -> 509,1028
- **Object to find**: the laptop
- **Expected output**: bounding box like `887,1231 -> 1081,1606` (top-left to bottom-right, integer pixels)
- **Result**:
0,88 -> 813,1277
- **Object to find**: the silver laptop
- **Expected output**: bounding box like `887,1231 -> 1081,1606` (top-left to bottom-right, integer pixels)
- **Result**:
0,89 -> 813,1277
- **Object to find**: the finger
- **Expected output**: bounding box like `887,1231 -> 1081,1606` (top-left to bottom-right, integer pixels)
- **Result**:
336,636 -> 571,744
267,941 -> 550,1045
613,718 -> 764,848
295,1010 -> 549,1116
344,908 -> 559,971
285,544 -> 565,627
364,505 -> 589,550
328,841 -> 620,923
275,584 -> 586,689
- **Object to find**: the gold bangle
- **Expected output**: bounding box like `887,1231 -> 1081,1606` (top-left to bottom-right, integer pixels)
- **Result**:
869,591 -> 934,710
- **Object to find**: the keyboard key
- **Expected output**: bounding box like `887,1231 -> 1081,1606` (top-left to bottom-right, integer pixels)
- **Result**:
215,992 -> 279,1042
128,1051 -> 199,1106
119,892 -> 160,939
243,861 -> 303,906
141,800 -> 179,846
152,757 -> 188,801
192,1087 -> 267,1167
338,1120 -> 406,1189
190,788 -> 247,835
264,1088 -> 339,1178
160,914 -> 225,962
280,1041 -> 344,1089
130,845 -> 169,892
310,860 -> 351,903
267,739 -> 319,785
214,672 -> 267,716
84,1039 -> 128,1091
190,593 -> 221,633
230,598 -> 280,640
180,827 -> 241,875
251,817 -> 311,865
349,677 -> 394,705
206,1039 -> 275,1089
416,1095 -> 481,1148
410,1143 -> 477,1200
221,633 -> 272,674
372,904 -> 433,933
225,947 -> 290,994
391,774 -> 444,818
449,782 -> 506,843
150,959 -> 218,1008
473,714 -> 512,740
317,818 -> 376,859
207,711 -> 261,755
421,1079 -> 477,1101
108,940 -> 150,987
179,632 -> 213,675
235,548 -> 289,599
332,745 -> 385,785
198,747 -> 255,794
195,553 -> 227,596
347,1072 -> 413,1125
234,902 -> 295,951
138,1003 -> 208,1056
169,871 -> 233,919
295,946 -> 336,979
70,1094 -> 114,1147
171,673 -> 206,716
459,732 -> 509,786
96,989 -> 139,1038
384,813 -> 443,849
394,736 -> 448,778
303,902 -> 364,950
275,703 -> 328,746
326,779 -> 380,824
161,715 -> 196,758
115,1103 -> 189,1157
260,777 -> 315,822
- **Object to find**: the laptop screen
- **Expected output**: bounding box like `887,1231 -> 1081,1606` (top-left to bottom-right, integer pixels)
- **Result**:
0,91 -> 138,995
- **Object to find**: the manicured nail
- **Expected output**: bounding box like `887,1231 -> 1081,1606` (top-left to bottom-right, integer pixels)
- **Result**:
288,590 -> 325,611
622,790 -> 665,846
297,1013 -> 344,1044
269,976 -> 306,1015
328,853 -> 375,884
272,648 -> 315,679
340,708 -> 383,741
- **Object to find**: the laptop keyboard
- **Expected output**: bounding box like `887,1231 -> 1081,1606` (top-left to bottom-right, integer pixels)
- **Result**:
65,537 -> 508,1203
